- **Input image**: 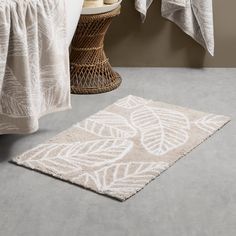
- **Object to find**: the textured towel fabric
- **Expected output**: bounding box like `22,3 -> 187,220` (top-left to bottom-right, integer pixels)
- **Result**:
162,0 -> 214,55
0,0 -> 70,135
135,0 -> 153,22
135,0 -> 215,55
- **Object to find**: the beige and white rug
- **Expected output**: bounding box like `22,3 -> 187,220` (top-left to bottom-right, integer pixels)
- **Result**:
12,95 -> 230,201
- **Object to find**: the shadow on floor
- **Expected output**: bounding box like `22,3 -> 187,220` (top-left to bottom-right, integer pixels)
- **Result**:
0,129 -> 50,163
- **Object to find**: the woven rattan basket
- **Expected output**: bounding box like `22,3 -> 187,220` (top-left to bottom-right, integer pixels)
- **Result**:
70,7 -> 121,94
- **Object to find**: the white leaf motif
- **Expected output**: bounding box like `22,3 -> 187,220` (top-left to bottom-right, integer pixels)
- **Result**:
76,111 -> 137,138
193,114 -> 229,134
131,106 -> 190,156
15,139 -> 133,170
72,173 -> 99,187
0,0 -> 69,134
115,95 -> 149,109
0,23 -> 10,53
66,139 -> 133,167
38,0 -> 66,51
0,67 -> 32,117
94,162 -> 169,200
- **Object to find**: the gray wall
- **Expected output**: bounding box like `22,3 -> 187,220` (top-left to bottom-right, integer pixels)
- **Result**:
105,0 -> 236,67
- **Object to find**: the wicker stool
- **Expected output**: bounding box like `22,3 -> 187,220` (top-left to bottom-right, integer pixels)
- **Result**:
70,7 -> 121,94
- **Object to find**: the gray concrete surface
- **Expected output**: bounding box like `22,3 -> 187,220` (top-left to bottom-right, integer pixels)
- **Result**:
0,68 -> 236,236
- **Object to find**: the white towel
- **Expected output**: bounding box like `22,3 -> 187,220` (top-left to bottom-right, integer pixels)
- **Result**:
162,0 -> 214,55
135,0 -> 153,22
0,0 -> 70,135
135,0 -> 215,56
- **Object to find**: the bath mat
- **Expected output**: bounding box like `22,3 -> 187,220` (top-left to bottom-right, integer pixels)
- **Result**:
11,95 -> 230,201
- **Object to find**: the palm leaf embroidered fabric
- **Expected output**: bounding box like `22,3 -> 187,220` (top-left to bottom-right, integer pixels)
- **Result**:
131,106 -> 190,155
0,0 -> 70,135
12,95 -> 230,201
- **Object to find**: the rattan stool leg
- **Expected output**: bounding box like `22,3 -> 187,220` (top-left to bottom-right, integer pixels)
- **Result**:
70,7 -> 122,94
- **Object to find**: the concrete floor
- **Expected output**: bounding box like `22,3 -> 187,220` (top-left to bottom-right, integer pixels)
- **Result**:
0,68 -> 236,236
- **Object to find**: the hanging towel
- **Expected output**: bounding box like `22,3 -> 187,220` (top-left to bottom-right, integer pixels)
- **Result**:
0,0 -> 71,135
162,0 -> 214,55
135,0 -> 153,22
135,0 -> 215,55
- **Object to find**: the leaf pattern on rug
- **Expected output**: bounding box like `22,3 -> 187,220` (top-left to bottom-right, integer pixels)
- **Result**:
14,143 -> 83,175
131,106 -> 190,156
76,111 -> 137,138
72,173 -> 99,187
94,162 -> 169,199
193,114 -> 229,134
115,95 -> 149,109
15,139 -> 133,170
11,95 -> 230,201
66,139 -> 133,168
